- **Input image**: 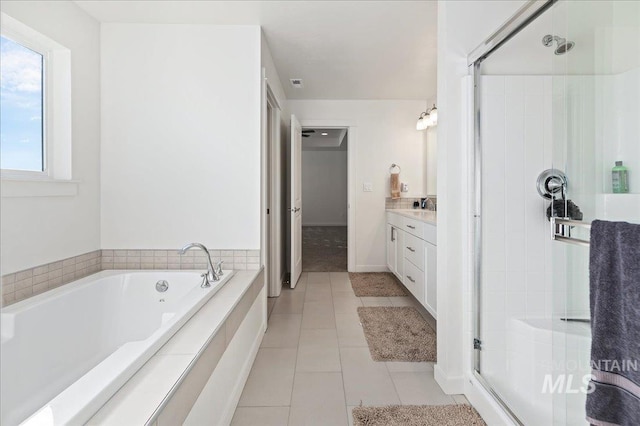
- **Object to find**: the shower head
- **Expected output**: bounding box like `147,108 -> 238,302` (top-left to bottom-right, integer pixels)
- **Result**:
542,34 -> 575,55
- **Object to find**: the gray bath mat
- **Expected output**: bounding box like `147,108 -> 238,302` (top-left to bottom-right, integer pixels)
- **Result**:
349,272 -> 406,297
357,306 -> 436,362
352,404 -> 486,426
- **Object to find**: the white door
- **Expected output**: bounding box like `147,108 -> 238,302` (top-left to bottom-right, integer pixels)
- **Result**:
290,115 -> 303,288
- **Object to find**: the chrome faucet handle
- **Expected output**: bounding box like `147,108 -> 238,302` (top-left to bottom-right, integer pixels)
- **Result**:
214,260 -> 224,277
200,272 -> 212,288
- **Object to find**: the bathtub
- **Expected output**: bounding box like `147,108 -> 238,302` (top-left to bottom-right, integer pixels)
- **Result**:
0,269 -> 234,426
506,318 -> 591,425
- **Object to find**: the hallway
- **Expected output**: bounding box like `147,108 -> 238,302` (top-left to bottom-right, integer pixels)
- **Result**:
302,227 -> 348,272
232,272 -> 467,425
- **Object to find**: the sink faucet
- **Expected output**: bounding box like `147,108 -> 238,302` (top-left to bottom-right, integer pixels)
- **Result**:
420,197 -> 437,211
178,243 -> 220,287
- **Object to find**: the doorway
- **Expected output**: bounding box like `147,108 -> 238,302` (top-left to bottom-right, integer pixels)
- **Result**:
300,128 -> 348,272
262,82 -> 283,298
285,119 -> 356,288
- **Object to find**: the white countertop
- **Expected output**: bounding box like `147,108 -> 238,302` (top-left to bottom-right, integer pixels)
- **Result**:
386,209 -> 437,225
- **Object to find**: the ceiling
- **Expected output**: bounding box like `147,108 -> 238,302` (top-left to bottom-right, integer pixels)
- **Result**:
74,1 -> 437,100
301,128 -> 347,151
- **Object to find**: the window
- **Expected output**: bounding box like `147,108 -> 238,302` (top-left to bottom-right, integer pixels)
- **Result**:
0,35 -> 45,172
0,12 -> 72,189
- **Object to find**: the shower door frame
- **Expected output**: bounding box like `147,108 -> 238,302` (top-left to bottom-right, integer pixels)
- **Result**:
467,0 -> 556,424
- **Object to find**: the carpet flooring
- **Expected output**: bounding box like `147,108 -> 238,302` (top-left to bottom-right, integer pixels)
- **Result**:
349,272 -> 407,297
357,306 -> 436,362
352,404 -> 486,426
302,226 -> 347,272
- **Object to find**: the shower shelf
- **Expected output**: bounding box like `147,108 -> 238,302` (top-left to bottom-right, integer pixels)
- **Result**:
551,217 -> 591,247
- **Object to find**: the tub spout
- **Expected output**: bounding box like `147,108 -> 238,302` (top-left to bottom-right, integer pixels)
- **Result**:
178,243 -> 220,287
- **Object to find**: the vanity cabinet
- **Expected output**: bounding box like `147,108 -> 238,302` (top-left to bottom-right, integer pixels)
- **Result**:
386,211 -> 437,318
386,223 -> 404,281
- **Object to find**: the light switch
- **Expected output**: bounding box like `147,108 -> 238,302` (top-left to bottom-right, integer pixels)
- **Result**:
363,182 -> 373,192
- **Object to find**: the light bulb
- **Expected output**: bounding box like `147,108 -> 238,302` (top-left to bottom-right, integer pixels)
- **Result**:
429,107 -> 437,123
416,117 -> 424,130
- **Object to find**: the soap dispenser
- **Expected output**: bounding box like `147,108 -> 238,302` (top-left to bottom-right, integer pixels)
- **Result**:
612,161 -> 629,193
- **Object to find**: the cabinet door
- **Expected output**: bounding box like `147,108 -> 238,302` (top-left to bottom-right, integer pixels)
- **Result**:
395,227 -> 404,280
424,241 -> 437,318
386,224 -> 396,275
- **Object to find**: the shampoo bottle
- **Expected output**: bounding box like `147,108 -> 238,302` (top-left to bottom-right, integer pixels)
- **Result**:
612,161 -> 629,193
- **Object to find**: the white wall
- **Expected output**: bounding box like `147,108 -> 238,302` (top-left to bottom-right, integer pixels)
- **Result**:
435,0 -> 526,401
425,126 -> 437,195
599,67 -> 640,196
301,149 -> 348,226
288,100 -> 427,271
101,24 -> 261,250
0,1 -> 101,274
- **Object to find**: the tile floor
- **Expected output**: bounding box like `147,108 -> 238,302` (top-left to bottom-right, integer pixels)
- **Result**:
232,271 -> 469,425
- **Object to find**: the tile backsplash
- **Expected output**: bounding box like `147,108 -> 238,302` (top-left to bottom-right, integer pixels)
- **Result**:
2,248 -> 259,307
385,196 -> 437,210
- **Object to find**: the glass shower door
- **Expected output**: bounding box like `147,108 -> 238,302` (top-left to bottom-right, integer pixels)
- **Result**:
475,3 -> 557,424
473,1 -> 639,424
550,1 -> 640,424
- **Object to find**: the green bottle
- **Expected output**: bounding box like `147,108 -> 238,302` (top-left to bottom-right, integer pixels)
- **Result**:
612,161 -> 629,193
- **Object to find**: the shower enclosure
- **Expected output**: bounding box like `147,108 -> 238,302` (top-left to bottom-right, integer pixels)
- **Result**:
469,1 -> 639,424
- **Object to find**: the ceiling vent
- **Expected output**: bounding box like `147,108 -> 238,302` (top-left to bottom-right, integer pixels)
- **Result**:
290,78 -> 304,88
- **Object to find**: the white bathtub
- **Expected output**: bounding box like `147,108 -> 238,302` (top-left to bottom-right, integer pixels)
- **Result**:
0,269 -> 233,426
505,318 -> 591,425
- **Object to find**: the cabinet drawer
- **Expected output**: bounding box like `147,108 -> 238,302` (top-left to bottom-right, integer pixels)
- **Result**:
403,217 -> 424,239
403,259 -> 424,303
387,211 -> 402,228
423,223 -> 436,245
403,233 -> 424,270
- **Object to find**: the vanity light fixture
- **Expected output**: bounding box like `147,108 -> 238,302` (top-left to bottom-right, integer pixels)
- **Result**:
416,112 -> 428,130
429,105 -> 437,123
321,132 -> 328,136
416,104 -> 438,131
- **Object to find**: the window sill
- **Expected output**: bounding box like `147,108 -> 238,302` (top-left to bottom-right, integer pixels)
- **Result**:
1,178 -> 80,198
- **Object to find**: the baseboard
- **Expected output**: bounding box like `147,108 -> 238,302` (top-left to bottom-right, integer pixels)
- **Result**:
302,222 -> 348,227
434,364 -> 465,394
353,265 -> 390,273
465,374 -> 517,426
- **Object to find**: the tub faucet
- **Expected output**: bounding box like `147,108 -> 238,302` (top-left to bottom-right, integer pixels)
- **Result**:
178,243 -> 220,287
